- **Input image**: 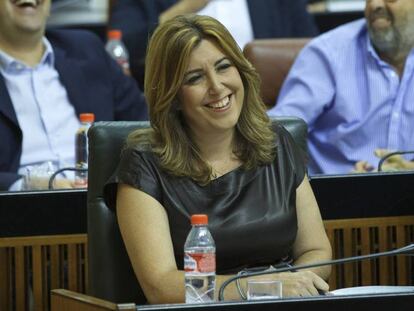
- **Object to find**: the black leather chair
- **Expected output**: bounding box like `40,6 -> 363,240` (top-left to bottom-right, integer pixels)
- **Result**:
87,117 -> 307,304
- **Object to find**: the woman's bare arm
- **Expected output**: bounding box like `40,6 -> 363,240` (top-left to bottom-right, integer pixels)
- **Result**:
292,176 -> 332,281
117,183 -> 246,303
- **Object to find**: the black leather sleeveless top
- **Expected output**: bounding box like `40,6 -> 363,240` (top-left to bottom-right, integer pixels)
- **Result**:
105,124 -> 306,274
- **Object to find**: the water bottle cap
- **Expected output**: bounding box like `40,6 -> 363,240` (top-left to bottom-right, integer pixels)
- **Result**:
191,214 -> 208,225
79,113 -> 95,123
108,30 -> 122,40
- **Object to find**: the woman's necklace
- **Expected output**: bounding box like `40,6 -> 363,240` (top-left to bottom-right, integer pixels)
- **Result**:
210,156 -> 242,179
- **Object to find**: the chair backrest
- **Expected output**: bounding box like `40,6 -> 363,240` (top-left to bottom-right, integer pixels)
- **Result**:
243,38 -> 310,109
87,117 -> 307,304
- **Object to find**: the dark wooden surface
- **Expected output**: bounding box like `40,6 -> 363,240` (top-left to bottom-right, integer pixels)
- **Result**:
2,172 -> 414,237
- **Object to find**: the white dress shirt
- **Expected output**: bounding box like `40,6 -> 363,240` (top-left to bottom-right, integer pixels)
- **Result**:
198,0 -> 254,49
0,38 -> 81,190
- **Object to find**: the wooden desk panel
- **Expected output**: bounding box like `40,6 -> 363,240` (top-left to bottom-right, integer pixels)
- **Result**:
2,216 -> 414,310
0,234 -> 87,311
325,216 -> 414,289
1,180 -> 413,310
51,289 -> 414,311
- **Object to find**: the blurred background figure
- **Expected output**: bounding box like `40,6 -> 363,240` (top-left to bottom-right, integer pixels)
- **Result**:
0,0 -> 147,191
109,0 -> 318,88
268,0 -> 414,175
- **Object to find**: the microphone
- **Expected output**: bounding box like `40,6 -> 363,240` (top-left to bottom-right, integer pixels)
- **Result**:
377,150 -> 414,172
218,243 -> 414,301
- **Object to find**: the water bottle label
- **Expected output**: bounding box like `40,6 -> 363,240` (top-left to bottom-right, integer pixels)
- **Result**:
184,253 -> 215,273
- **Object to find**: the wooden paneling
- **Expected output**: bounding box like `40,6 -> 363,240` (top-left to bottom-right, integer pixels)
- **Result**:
1,216 -> 414,310
0,248 -> 11,310
324,216 -> 414,290
0,234 -> 87,311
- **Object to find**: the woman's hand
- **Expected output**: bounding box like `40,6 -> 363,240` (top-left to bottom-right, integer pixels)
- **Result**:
247,270 -> 329,298
275,271 -> 329,297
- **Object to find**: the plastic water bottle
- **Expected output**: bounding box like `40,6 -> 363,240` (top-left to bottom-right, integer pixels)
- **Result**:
105,29 -> 131,75
74,113 -> 95,187
184,214 -> 216,303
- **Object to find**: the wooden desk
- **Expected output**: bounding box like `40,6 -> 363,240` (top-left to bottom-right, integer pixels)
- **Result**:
2,173 -> 414,311
0,190 -> 87,311
51,289 -> 135,311
325,216 -> 414,289
2,215 -> 413,311
51,289 -> 414,311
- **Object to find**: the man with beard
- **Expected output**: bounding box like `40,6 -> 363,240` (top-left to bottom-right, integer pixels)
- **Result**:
0,0 -> 147,191
268,0 -> 414,175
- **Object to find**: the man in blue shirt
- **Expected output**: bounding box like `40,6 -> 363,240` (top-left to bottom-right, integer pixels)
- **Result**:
0,0 -> 147,191
268,0 -> 414,175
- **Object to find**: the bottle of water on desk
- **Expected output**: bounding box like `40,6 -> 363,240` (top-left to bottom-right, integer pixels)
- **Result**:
75,113 -> 95,187
184,214 -> 216,303
105,29 -> 131,76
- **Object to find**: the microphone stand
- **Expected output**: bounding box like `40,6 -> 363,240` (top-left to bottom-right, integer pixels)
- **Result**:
218,244 -> 414,301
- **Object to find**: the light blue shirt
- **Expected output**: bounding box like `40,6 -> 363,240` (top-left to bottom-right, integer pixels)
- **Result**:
268,19 -> 414,175
0,38 -> 81,189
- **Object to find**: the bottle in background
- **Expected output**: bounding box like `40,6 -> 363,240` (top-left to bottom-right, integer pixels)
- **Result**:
75,113 -> 95,187
184,214 -> 216,303
105,29 -> 131,75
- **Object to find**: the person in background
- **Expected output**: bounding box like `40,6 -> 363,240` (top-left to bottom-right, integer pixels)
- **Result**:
0,0 -> 147,191
268,0 -> 414,175
109,0 -> 318,88
104,15 -> 331,304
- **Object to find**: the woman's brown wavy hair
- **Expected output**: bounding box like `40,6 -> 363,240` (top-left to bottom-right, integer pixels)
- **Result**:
128,14 -> 276,184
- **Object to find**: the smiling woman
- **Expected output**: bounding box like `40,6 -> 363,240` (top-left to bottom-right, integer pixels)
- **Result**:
131,14 -> 276,184
176,39 -> 245,172
104,14 -> 332,304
